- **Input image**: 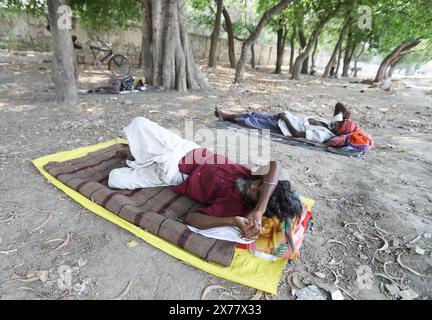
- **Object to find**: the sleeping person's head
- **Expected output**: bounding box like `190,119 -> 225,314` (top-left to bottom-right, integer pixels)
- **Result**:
236,178 -> 302,219
265,180 -> 302,219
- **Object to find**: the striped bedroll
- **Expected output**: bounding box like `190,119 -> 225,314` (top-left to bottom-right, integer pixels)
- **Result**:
43,144 -> 236,266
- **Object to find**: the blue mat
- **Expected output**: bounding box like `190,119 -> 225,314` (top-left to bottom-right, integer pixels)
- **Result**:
210,121 -> 366,158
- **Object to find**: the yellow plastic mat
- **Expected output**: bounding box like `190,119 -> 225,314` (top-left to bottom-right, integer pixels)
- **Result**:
32,138 -> 314,294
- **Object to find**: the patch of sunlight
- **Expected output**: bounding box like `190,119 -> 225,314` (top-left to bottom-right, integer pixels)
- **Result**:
177,95 -> 203,102
9,104 -> 36,112
0,101 -> 7,108
168,109 -> 189,116
79,103 -> 105,115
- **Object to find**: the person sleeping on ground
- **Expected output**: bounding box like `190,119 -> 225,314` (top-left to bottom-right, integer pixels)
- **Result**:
108,117 -> 303,241
215,103 -> 374,150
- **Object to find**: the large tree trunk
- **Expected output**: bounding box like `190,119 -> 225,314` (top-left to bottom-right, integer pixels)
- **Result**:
323,17 -> 351,78
143,0 -> 206,91
234,0 -> 294,83
47,0 -> 78,105
139,0 -> 153,83
289,25 -> 296,74
222,7 -> 236,68
298,27 -> 309,74
291,16 -> 330,80
208,0 -> 223,67
374,38 -> 422,83
274,25 -> 286,74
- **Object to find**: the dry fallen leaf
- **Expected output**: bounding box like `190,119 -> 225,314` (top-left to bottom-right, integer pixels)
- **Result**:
201,285 -> 225,300
127,240 -> 138,248
250,290 -> 263,300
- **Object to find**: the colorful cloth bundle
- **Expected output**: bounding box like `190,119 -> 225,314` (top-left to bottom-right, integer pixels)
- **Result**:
237,200 -> 313,261
327,120 -> 374,151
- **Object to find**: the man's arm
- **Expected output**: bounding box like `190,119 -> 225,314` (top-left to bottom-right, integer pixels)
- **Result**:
184,212 -> 261,239
278,113 -> 306,138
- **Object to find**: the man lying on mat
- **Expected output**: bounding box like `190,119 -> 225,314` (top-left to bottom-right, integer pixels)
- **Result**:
215,103 -> 351,144
108,117 -> 302,241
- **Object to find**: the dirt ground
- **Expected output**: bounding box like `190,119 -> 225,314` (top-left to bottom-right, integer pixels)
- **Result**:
0,50 -> 431,300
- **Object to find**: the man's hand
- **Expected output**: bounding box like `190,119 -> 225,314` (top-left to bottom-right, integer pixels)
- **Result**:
246,208 -> 264,227
233,216 -> 262,240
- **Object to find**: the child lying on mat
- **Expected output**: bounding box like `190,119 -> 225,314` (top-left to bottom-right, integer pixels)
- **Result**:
215,103 -> 374,150
108,117 -> 303,242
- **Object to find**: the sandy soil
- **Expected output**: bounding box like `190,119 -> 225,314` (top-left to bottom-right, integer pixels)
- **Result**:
0,51 -> 431,300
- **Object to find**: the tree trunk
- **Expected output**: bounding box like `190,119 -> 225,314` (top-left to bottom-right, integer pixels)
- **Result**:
208,0 -> 223,67
353,42 -> 366,77
289,25 -> 296,74
309,37 -> 318,75
341,28 -> 356,77
143,0 -> 206,91
222,7 -> 236,68
323,17 -> 351,78
47,0 -> 78,105
298,27 -> 309,74
291,16 -> 330,80
387,51 -> 409,79
335,44 -> 343,77
250,43 -> 256,68
139,0 -> 153,83
234,0 -> 294,83
374,38 -> 422,83
274,26 -> 285,74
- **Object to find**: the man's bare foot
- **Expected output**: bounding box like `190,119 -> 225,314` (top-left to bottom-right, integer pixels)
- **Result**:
214,107 -> 225,121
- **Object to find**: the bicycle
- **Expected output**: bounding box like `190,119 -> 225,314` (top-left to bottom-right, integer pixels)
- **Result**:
80,40 -> 131,77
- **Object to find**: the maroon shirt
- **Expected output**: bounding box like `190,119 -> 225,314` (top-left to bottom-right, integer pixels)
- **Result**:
171,148 -> 253,218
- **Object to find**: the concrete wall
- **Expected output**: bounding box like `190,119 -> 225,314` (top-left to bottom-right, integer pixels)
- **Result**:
0,11 -> 291,67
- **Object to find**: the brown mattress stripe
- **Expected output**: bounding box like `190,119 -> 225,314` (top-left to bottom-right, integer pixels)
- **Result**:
177,228 -> 193,249
54,155 -> 117,179
117,188 -> 164,215
101,188 -> 141,207
157,194 -> 181,213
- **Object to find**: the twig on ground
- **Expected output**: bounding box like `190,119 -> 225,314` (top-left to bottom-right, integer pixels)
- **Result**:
327,239 -> 350,252
110,280 -> 133,300
373,273 -> 399,285
0,249 -> 18,255
50,232 -> 71,254
383,261 -> 404,281
327,268 -> 339,285
397,252 -> 432,279
336,285 -> 356,300
407,234 -> 422,246
31,213 -> 52,233
372,235 -> 389,264
374,222 -> 391,235
45,230 -> 62,241
201,285 -> 225,300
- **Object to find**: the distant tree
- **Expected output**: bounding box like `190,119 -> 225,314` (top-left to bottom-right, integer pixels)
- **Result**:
233,0 -> 294,83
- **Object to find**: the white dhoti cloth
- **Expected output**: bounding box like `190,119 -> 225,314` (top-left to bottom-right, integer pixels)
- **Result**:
277,111 -> 337,144
108,117 -> 200,189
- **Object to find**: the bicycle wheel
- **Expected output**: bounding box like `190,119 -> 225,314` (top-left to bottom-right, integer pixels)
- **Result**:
108,54 -> 130,77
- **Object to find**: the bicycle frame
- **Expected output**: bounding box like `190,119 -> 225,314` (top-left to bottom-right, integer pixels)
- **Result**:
90,46 -> 114,64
